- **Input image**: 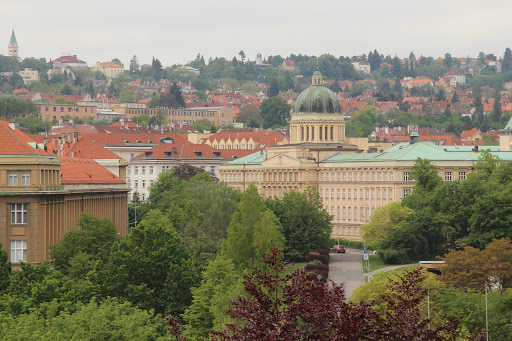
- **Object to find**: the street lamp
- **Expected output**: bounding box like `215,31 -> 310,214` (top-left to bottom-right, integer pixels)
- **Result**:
337,207 -> 340,245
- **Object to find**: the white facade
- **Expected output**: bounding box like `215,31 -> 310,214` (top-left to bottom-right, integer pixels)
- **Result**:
19,68 -> 39,83
126,161 -> 222,201
352,62 -> 371,74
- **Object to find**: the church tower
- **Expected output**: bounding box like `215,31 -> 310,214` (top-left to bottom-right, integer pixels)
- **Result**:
8,30 -> 18,58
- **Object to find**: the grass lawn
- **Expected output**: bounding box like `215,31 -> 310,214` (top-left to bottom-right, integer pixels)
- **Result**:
291,261 -> 308,271
362,255 -> 388,274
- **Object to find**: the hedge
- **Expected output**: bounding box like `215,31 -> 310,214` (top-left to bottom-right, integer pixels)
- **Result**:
305,263 -> 329,274
305,254 -> 329,265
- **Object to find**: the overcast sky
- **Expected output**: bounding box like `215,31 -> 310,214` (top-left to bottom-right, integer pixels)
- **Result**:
2,0 -> 511,68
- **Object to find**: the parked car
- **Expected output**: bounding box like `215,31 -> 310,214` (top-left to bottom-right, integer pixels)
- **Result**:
331,245 -> 345,253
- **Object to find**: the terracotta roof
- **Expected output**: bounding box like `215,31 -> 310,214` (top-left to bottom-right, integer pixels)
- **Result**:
99,61 -> 123,68
60,157 -> 125,184
133,142 -> 254,161
460,128 -> 480,140
52,55 -> 87,64
64,137 -> 124,160
0,120 -> 49,156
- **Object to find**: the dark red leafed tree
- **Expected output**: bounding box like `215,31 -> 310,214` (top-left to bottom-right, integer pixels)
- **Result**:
168,249 -> 482,340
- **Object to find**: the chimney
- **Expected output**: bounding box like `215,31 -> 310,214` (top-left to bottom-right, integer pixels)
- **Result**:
73,132 -> 79,144
120,118 -> 124,126
385,127 -> 389,134
68,133 -> 73,144
44,136 -> 48,145
52,136 -> 58,145
410,131 -> 419,144
8,122 -> 15,131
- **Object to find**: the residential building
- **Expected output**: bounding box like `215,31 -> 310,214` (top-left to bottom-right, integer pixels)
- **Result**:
352,62 -> 371,74
38,103 -> 97,122
442,70 -> 465,84
50,55 -> 88,69
121,106 -> 234,127
0,120 -> 129,265
18,68 -> 39,83
92,61 -> 125,78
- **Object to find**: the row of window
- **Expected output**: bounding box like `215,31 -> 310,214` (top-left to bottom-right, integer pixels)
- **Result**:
321,188 -> 394,200
8,170 -> 30,186
321,171 -> 395,182
128,179 -> 154,188
330,206 -> 376,222
403,171 -> 466,181
213,143 -> 253,150
129,165 -> 216,175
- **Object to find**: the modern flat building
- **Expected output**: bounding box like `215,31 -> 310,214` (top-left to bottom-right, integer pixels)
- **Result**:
220,72 -> 512,241
120,106 -> 234,127
0,120 -> 129,265
38,103 -> 98,122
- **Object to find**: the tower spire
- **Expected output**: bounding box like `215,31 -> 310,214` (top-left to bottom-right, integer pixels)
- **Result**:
8,29 -> 18,58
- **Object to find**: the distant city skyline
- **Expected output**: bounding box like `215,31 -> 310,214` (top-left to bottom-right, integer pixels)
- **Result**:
1,0 -> 511,68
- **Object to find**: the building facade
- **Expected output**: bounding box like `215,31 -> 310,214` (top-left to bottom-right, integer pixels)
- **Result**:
121,106 -> 234,127
220,73 -> 512,241
0,120 -> 129,265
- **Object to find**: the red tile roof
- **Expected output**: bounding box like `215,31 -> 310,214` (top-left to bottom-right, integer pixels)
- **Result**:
52,55 -> 86,64
60,157 -> 125,184
0,120 -> 49,156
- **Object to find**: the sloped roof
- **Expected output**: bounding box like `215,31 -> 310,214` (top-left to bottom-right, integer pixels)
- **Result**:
60,157 -> 125,184
0,120 -> 49,156
9,30 -> 17,45
133,142 -> 254,161
460,128 -> 480,140
52,55 -> 87,64
223,150 -> 268,165
64,137 -> 123,160
323,141 -> 512,164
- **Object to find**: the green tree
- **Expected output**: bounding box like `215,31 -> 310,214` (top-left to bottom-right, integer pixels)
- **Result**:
492,88 -> 502,123
443,53 -> 454,68
182,254 -> 242,340
259,96 -> 291,128
236,104 -> 263,128
346,105 -> 382,137
94,210 -> 196,315
362,202 -> 414,250
129,55 -> 139,74
503,48 -> 512,73
0,241 -> 11,293
170,82 -> 186,107
49,211 -> 120,277
11,114 -> 46,134
224,185 -> 284,271
119,89 -> 136,103
265,187 -> 332,261
0,298 -> 172,340
267,78 -> 280,97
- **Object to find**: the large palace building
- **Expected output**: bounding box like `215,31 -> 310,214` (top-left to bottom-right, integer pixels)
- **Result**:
219,72 -> 512,241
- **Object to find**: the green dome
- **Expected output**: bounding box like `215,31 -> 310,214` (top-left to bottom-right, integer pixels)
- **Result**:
293,85 -> 342,115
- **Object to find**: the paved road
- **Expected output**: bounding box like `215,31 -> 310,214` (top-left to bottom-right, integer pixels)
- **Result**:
329,248 -> 364,300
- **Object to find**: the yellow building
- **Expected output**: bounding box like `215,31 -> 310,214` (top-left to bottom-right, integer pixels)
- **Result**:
220,72 -> 512,241
0,120 -> 129,265
92,61 -> 125,79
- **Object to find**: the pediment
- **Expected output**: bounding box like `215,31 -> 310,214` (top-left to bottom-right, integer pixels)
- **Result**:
262,153 -> 303,167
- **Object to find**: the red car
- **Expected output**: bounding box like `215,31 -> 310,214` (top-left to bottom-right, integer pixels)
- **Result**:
331,245 -> 345,253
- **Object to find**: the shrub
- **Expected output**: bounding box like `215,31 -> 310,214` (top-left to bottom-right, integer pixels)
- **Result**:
305,263 -> 329,274
305,254 -> 328,265
308,249 -> 329,256
378,248 -> 410,264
